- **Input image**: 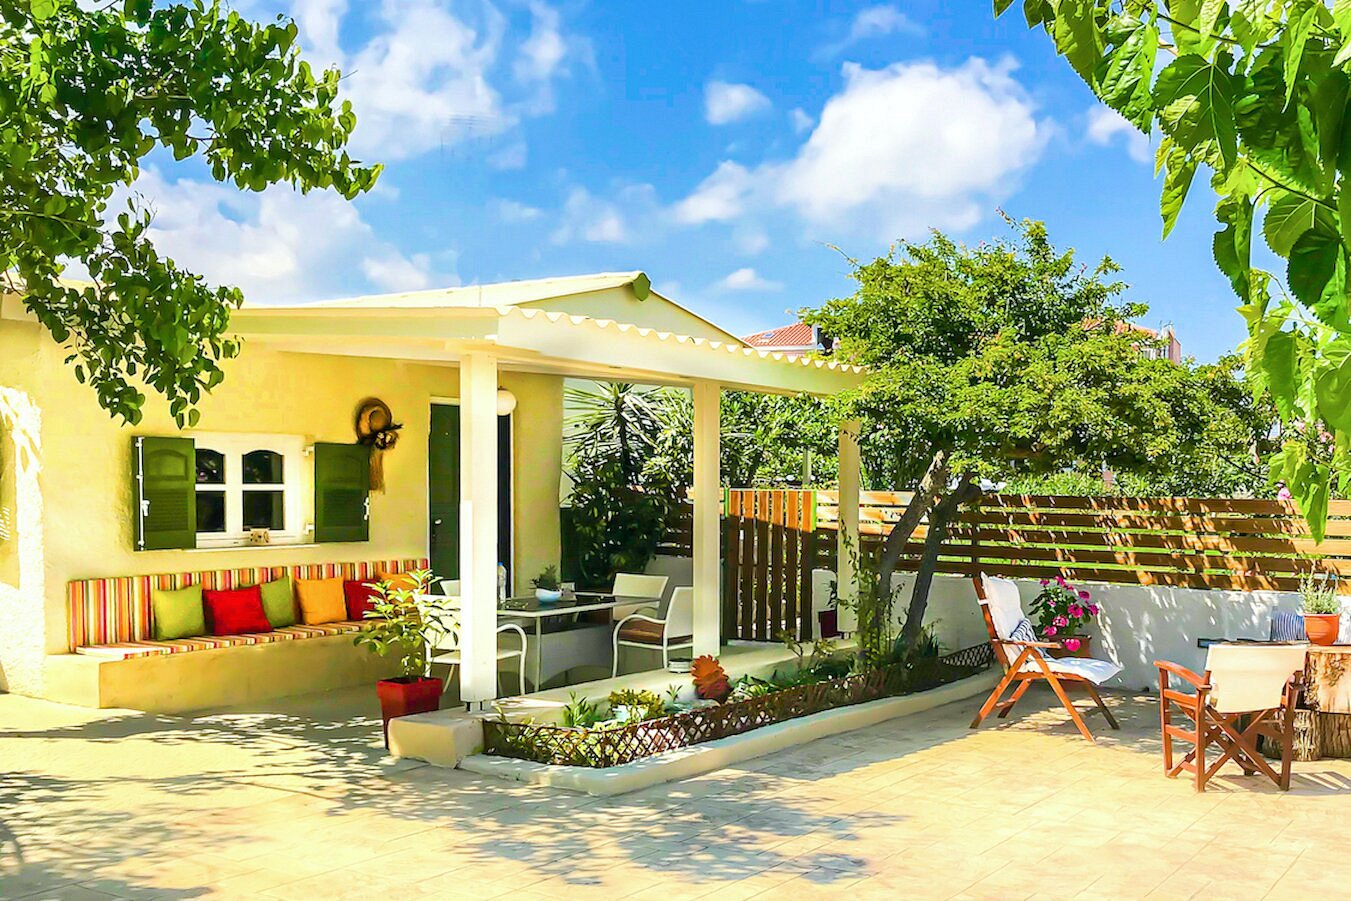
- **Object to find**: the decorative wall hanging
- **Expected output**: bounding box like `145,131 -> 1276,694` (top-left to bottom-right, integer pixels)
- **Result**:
354,397 -> 402,492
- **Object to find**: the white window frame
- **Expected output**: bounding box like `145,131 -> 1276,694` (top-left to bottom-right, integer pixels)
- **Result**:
191,432 -> 308,548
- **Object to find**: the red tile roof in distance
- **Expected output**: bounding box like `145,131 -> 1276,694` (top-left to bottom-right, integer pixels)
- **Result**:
742,322 -> 815,348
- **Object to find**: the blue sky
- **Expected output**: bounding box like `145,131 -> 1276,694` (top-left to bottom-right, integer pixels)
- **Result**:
141,0 -> 1244,361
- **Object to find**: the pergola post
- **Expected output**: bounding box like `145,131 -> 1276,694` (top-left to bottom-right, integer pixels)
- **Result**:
836,420 -> 861,634
459,351 -> 499,703
692,380 -> 721,656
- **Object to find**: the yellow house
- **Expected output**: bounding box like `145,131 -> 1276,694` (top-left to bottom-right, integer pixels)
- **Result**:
0,272 -> 863,711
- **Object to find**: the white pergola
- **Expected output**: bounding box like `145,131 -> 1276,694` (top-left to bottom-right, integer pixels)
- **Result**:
231,273 -> 866,702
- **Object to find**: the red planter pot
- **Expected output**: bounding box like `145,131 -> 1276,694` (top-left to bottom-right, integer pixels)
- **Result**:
376,676 -> 443,747
818,610 -> 840,639
1303,614 -> 1341,647
1048,635 -> 1093,659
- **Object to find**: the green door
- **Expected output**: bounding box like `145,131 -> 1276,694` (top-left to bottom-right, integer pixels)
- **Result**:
428,404 -> 513,586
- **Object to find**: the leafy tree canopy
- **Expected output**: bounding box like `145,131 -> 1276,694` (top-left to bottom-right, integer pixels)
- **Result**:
803,218 -> 1213,651
996,0 -> 1351,539
0,0 -> 380,426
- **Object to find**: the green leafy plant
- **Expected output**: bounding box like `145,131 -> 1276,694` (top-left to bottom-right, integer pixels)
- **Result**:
606,688 -> 670,722
531,565 -> 561,592
351,570 -> 449,681
1,0 -> 381,425
996,0 -> 1351,541
1299,569 -> 1342,614
560,691 -> 605,728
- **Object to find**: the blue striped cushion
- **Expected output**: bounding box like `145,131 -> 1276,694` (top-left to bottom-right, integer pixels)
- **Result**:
1009,618 -> 1038,644
1270,610 -> 1307,641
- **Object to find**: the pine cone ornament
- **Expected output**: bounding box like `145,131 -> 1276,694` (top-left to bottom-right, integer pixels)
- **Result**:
691,655 -> 732,703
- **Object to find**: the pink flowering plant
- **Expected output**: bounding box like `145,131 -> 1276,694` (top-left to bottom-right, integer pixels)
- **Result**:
1029,576 -> 1099,653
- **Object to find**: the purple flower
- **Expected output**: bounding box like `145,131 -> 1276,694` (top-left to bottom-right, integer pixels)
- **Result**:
1067,604 -> 1084,618
1043,625 -> 1058,637
1040,579 -> 1049,587
1087,604 -> 1099,616
1078,590 -> 1090,600
1053,615 -> 1069,628
1063,638 -> 1082,653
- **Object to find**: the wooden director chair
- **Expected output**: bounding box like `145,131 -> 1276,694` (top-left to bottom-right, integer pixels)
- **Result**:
971,574 -> 1122,742
1155,643 -> 1307,792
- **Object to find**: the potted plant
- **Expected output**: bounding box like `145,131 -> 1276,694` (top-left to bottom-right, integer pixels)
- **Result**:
1030,576 -> 1101,658
819,577 -> 841,639
1299,570 -> 1342,646
531,564 -> 563,603
352,569 -> 453,744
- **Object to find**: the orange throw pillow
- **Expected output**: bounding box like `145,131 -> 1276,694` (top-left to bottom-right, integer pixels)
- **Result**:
378,571 -> 418,592
295,577 -> 348,625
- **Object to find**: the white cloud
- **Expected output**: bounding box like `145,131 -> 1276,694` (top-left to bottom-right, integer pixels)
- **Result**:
1086,105 -> 1151,163
676,58 -> 1048,240
123,168 -> 450,302
278,0 -> 580,162
716,267 -> 783,292
790,107 -> 814,134
551,187 -> 629,244
487,141 -> 529,170
704,81 -> 771,125
735,229 -> 770,255
494,198 -> 543,222
847,5 -> 924,41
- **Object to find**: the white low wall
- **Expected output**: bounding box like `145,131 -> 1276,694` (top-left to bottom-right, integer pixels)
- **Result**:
815,570 -> 1350,691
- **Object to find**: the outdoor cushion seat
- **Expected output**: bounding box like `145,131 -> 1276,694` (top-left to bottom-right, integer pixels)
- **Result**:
617,618 -> 690,645
1022,654 -> 1121,685
73,621 -> 373,659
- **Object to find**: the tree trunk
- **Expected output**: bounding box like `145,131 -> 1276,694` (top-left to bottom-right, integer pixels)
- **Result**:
899,472 -> 980,648
875,448 -> 951,604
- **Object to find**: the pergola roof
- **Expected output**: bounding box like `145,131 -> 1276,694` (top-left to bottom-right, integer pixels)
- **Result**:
230,273 -> 864,396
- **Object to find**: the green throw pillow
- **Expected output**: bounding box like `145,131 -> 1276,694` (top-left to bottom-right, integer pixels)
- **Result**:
151,585 -> 206,640
259,577 -> 297,628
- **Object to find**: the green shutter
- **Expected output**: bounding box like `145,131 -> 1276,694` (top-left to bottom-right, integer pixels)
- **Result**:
314,442 -> 370,543
133,436 -> 197,550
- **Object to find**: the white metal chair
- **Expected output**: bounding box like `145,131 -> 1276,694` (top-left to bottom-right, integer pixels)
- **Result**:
610,572 -> 669,621
428,608 -> 527,706
613,586 -> 694,676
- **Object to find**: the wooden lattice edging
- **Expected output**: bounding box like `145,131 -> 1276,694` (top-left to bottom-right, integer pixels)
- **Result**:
481,646 -> 991,769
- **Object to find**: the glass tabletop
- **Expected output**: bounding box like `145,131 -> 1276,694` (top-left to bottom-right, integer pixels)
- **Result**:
497,593 -> 646,614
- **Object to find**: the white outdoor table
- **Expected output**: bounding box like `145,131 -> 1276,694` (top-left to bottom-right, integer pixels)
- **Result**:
497,593 -> 655,691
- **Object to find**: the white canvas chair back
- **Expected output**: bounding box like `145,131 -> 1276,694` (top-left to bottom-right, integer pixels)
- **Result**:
612,573 -> 669,619
439,579 -> 461,599
979,573 -> 1027,636
665,587 -> 694,637
1204,644 -> 1308,714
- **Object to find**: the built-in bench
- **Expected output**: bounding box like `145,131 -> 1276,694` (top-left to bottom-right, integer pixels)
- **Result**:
46,558 -> 426,712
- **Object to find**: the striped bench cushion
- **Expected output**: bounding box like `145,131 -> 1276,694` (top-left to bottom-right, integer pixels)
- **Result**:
67,558 -> 427,651
74,620 -> 376,659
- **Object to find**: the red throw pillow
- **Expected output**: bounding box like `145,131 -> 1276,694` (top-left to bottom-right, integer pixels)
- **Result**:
343,579 -> 380,621
203,586 -> 272,636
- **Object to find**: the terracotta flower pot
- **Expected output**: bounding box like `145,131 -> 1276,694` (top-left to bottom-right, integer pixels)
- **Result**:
1303,614 -> 1341,647
1049,635 -> 1093,659
376,676 -> 443,746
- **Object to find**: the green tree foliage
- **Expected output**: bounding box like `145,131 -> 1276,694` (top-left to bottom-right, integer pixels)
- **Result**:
995,0 -> 1351,539
0,0 -> 380,426
803,219 -> 1195,650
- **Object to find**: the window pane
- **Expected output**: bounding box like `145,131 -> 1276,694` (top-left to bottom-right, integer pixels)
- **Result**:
243,490 -> 284,530
195,449 -> 225,485
243,450 -> 284,484
196,491 -> 226,532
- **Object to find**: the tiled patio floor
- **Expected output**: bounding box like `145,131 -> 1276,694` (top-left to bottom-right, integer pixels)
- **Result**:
3,681 -> 1349,900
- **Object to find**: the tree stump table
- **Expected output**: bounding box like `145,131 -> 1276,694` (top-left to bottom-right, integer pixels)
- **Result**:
1306,646 -> 1351,758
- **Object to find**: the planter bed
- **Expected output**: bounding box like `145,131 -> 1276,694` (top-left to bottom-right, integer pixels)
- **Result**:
482,644 -> 993,768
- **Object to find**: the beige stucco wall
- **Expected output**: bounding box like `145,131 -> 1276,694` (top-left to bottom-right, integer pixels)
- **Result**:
0,319 -> 562,697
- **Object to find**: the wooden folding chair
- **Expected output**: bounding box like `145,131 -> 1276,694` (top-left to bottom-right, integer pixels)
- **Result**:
1155,643 -> 1307,792
970,574 -> 1122,742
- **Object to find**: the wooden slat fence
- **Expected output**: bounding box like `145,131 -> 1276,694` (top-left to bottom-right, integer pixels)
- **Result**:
659,490 -> 1351,642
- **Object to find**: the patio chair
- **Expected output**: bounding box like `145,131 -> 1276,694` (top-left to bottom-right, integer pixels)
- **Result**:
428,610 -> 528,707
1155,643 -> 1307,792
610,572 -> 669,621
613,586 -> 694,676
970,574 -> 1122,742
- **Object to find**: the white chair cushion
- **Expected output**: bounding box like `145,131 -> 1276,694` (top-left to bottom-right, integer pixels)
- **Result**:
981,574 -> 1026,641
1022,655 -> 1121,685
